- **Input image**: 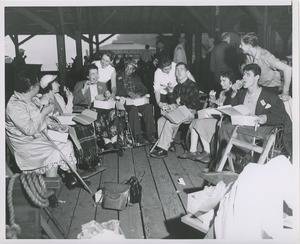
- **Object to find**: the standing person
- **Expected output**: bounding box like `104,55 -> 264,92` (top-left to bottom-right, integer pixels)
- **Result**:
116,59 -> 157,144
239,32 -> 292,101
92,50 -> 117,98
210,32 -> 233,93
12,48 -> 26,70
140,44 -> 153,64
149,63 -> 201,158
173,36 -> 187,64
5,70 -> 80,189
153,40 -> 168,67
202,37 -> 215,92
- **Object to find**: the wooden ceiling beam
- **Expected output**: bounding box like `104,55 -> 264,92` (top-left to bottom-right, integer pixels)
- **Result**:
93,8 -> 119,34
186,7 -> 210,34
14,8 -> 57,34
240,6 -> 263,24
18,35 -> 36,45
99,34 -> 116,45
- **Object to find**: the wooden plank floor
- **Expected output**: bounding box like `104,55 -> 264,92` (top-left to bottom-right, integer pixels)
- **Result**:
44,142 -> 208,239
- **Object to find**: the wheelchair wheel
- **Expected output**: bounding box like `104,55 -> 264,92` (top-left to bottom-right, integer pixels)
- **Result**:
269,127 -> 286,159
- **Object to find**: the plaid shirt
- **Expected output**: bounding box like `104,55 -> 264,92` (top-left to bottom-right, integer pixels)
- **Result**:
168,78 -> 201,110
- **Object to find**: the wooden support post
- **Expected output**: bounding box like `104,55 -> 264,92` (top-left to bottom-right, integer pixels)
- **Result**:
56,34 -> 67,87
186,32 -> 193,68
214,6 -> 221,40
95,34 -> 99,54
10,35 -> 19,57
262,6 -> 269,49
75,30 -> 83,74
89,34 -> 94,58
195,30 -> 202,83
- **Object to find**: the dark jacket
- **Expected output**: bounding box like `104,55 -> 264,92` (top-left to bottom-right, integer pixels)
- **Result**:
231,88 -> 292,155
168,78 -> 201,110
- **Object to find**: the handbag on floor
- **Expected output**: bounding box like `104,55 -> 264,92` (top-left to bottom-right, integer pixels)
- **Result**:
124,171 -> 145,204
102,182 -> 130,210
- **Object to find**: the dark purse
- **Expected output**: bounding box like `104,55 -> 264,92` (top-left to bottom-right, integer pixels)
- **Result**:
102,182 -> 130,210
124,172 -> 144,204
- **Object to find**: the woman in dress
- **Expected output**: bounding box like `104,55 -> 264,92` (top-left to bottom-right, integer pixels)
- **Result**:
5,71 -> 79,189
38,74 -> 100,172
179,71 -> 238,163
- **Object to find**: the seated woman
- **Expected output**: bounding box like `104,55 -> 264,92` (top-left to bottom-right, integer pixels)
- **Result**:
5,70 -> 79,190
179,71 -> 240,163
73,63 -> 126,151
38,74 -> 100,172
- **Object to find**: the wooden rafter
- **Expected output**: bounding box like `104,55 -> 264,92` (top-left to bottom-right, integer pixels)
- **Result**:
18,35 -> 36,45
99,34 -> 116,45
186,7 -> 210,34
93,8 -> 119,34
14,8 -> 57,34
240,6 -> 263,24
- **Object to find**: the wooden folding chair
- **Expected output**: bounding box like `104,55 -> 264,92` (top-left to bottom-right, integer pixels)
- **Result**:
199,125 -> 277,186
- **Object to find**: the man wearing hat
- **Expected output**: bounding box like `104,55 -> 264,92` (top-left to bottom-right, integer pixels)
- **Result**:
173,36 -> 187,64
116,59 -> 157,145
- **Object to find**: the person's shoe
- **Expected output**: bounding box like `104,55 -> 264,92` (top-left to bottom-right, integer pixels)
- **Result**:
112,141 -> 123,150
168,141 -> 176,152
196,151 -> 212,164
147,134 -> 157,144
65,172 -> 78,189
48,193 -> 59,208
135,134 -> 148,145
149,148 -> 168,158
103,142 -> 113,151
178,151 -> 197,160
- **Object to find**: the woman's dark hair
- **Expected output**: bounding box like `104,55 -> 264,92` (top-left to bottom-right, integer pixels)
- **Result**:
101,50 -> 114,61
85,63 -> 98,77
241,32 -> 259,47
220,71 -> 237,84
243,63 -> 261,77
15,70 -> 39,93
40,80 -> 56,94
158,55 -> 172,69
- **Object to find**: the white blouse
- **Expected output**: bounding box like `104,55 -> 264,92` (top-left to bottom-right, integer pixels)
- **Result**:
93,61 -> 115,83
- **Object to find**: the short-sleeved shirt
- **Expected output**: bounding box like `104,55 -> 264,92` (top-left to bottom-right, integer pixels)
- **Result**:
153,62 -> 178,95
245,47 -> 281,87
93,61 -> 115,83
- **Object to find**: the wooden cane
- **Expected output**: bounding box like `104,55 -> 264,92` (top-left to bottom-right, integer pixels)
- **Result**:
42,129 -> 93,195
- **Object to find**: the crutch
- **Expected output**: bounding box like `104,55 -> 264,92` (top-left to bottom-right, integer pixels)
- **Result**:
148,118 -> 167,154
42,129 -> 93,195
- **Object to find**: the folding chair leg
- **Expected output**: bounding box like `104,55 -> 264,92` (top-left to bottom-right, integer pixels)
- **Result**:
257,133 -> 276,165
216,127 -> 238,172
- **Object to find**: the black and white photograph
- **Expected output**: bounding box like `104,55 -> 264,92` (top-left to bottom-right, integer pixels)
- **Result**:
1,0 -> 299,242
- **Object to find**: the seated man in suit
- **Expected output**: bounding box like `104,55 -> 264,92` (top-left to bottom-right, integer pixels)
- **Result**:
116,59 -> 157,144
218,63 -> 292,160
149,62 -> 201,158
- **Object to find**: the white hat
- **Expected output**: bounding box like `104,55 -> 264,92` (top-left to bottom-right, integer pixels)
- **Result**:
19,48 -> 25,53
40,75 -> 57,89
